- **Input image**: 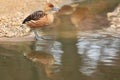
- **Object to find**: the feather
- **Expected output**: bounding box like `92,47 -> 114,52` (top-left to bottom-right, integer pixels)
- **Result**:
22,10 -> 46,24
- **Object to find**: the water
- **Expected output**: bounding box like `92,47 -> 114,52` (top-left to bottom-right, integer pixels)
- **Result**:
0,0 -> 120,80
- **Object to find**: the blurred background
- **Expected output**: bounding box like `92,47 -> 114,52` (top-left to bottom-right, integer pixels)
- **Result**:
0,0 -> 120,80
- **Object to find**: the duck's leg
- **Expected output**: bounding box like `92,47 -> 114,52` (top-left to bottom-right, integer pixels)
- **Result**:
34,29 -> 44,40
34,29 -> 55,40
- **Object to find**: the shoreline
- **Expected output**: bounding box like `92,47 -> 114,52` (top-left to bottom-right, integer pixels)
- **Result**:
0,32 -> 35,42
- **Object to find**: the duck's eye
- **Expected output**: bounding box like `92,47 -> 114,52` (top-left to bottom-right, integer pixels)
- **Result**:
48,4 -> 54,8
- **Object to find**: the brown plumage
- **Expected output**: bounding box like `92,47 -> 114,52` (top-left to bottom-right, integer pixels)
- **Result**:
22,11 -> 48,28
22,11 -> 46,24
22,3 -> 59,40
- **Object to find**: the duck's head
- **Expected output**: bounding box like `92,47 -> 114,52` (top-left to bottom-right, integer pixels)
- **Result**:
44,3 -> 59,14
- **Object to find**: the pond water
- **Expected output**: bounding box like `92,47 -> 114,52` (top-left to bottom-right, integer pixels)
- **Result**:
0,0 -> 120,80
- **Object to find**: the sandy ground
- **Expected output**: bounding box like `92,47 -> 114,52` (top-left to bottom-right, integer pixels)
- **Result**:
0,0 -> 63,16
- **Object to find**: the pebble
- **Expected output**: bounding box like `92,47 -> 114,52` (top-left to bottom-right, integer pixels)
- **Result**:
0,15 -> 31,37
107,4 -> 120,32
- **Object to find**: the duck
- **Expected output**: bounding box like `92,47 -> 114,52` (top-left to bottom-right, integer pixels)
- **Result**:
22,3 -> 59,40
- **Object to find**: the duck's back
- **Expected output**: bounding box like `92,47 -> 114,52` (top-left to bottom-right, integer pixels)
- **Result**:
22,10 -> 46,24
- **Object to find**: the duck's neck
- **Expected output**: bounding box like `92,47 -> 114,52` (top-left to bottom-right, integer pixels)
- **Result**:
44,10 -> 55,14
46,14 -> 54,24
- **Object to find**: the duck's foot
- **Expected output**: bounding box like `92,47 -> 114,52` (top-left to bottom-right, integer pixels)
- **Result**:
35,36 -> 44,41
35,35 -> 55,41
34,29 -> 55,41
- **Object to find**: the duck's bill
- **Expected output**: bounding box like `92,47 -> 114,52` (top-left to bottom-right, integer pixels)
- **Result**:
52,7 -> 59,12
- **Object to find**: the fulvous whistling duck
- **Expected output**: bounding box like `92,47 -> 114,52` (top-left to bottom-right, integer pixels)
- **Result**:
22,3 -> 59,40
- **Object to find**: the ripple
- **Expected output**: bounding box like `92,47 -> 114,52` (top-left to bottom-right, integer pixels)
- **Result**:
77,30 -> 120,75
51,41 -> 63,65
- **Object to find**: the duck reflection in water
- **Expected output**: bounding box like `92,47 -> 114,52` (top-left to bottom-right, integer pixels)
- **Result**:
23,40 -> 63,79
24,51 -> 54,78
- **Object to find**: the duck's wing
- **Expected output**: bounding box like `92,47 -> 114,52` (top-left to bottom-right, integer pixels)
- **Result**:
22,10 -> 46,24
